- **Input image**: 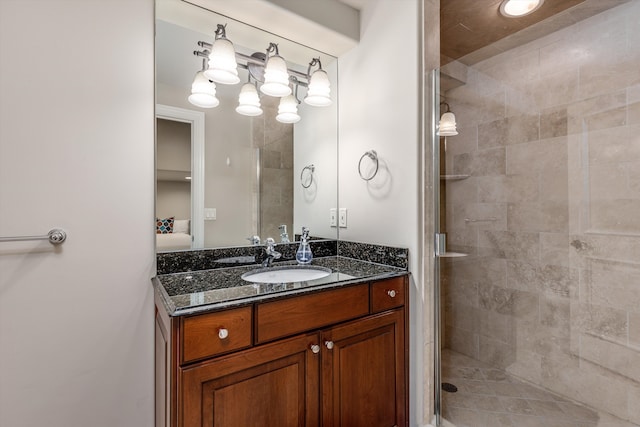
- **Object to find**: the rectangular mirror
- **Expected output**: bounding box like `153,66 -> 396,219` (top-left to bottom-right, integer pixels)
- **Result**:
155,0 -> 338,251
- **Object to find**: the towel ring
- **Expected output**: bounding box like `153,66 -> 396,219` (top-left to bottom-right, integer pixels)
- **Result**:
300,164 -> 315,188
358,150 -> 379,181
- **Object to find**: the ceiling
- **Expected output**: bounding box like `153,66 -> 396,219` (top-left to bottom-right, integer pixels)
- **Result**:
338,0 -> 630,65
441,0 -> 587,62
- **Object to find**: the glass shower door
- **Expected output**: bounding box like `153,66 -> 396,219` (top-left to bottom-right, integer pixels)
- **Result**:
432,3 -> 640,426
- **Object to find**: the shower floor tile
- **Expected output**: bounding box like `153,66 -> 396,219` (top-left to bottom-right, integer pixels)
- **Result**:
441,349 -> 601,427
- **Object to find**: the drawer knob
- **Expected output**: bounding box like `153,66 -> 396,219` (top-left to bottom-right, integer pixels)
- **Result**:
324,340 -> 334,350
218,328 -> 229,339
387,289 -> 397,298
310,344 -> 321,354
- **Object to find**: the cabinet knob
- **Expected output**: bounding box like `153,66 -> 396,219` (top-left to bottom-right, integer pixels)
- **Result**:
218,328 -> 229,339
324,340 -> 334,350
387,289 -> 397,298
310,344 -> 321,354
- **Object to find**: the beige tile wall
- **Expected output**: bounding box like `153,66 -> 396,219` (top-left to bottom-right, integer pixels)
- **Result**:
441,2 -> 640,424
252,96 -> 294,242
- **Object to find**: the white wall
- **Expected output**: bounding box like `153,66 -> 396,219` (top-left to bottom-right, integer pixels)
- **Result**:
339,0 -> 420,269
0,1 -> 155,426
157,82 -> 255,247
156,118 -> 191,172
157,181 -> 191,220
338,0 -> 422,424
294,60 -> 339,240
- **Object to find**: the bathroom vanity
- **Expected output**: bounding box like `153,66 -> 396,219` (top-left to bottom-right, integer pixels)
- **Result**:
154,248 -> 409,427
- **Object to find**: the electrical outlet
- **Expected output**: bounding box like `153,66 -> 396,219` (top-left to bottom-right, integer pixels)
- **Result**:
338,208 -> 347,228
329,208 -> 337,227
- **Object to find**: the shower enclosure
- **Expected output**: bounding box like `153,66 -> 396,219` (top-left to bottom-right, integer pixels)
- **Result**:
432,2 -> 640,426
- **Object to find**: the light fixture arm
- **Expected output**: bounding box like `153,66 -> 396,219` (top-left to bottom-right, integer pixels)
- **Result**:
293,82 -> 301,104
198,49 -> 210,71
265,42 -> 280,57
214,23 -> 227,39
440,102 -> 451,113
306,57 -> 323,78
193,47 -> 309,86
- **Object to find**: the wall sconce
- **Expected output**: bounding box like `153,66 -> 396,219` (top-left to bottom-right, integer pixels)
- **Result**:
304,58 -> 332,107
188,24 -> 333,123
204,24 -> 240,85
437,102 -> 458,136
188,56 -> 219,109
236,76 -> 263,116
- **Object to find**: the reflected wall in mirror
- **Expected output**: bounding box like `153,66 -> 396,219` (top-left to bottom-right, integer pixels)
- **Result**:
156,118 -> 192,250
155,0 -> 338,251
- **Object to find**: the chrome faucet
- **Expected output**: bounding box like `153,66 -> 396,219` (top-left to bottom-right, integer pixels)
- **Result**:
279,224 -> 290,243
262,237 -> 282,267
246,235 -> 261,245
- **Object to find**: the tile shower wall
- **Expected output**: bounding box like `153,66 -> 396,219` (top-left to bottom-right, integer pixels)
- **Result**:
442,2 -> 640,424
252,96 -> 294,241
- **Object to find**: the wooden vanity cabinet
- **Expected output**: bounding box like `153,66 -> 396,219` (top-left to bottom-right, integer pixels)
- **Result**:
181,332 -> 321,427
321,309 -> 405,427
155,275 -> 408,427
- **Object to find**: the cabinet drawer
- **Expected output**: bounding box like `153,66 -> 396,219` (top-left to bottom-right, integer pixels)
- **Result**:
371,276 -> 405,312
181,306 -> 252,364
256,284 -> 369,343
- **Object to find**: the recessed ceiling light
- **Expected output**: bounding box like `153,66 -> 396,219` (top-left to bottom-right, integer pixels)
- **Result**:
499,0 -> 544,18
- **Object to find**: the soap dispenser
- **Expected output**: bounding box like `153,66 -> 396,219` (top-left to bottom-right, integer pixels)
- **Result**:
296,227 -> 313,264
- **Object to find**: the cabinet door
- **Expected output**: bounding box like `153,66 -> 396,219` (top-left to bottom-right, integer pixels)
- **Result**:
180,332 -> 320,427
322,309 -> 406,427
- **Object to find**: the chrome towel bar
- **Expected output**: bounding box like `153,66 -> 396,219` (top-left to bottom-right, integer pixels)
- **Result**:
0,228 -> 67,245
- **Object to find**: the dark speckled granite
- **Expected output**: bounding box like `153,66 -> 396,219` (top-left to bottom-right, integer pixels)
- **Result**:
338,241 -> 408,269
154,240 -> 410,316
154,255 -> 408,316
157,240 -> 408,274
156,239 -> 338,275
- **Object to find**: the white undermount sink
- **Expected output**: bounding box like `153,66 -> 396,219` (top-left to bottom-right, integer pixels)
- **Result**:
241,265 -> 332,284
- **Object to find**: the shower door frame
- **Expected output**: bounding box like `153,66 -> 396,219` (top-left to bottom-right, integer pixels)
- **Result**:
430,69 -> 444,427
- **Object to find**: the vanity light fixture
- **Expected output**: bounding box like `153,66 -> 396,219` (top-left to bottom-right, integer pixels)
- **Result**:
236,76 -> 263,116
188,56 -> 220,109
260,43 -> 292,97
437,102 -> 458,136
276,93 -> 301,124
189,24 -> 333,123
499,0 -> 544,17
204,24 -> 240,85
304,58 -> 332,107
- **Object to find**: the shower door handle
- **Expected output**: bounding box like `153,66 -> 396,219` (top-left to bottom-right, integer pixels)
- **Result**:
435,233 -> 447,257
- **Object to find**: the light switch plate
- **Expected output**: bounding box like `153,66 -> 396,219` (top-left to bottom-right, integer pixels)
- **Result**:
204,208 -> 217,220
338,208 -> 347,228
329,208 -> 337,227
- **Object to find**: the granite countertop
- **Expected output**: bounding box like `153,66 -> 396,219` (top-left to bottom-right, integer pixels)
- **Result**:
154,255 -> 408,316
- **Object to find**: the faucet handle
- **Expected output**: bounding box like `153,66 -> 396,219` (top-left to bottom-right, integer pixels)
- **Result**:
247,235 -> 261,245
265,238 -> 278,254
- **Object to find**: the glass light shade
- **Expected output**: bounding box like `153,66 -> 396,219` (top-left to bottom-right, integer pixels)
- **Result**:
304,69 -> 332,107
235,83 -> 263,116
188,71 -> 219,108
437,112 -> 458,136
499,0 -> 543,17
276,95 -> 300,124
204,37 -> 240,85
260,55 -> 291,97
